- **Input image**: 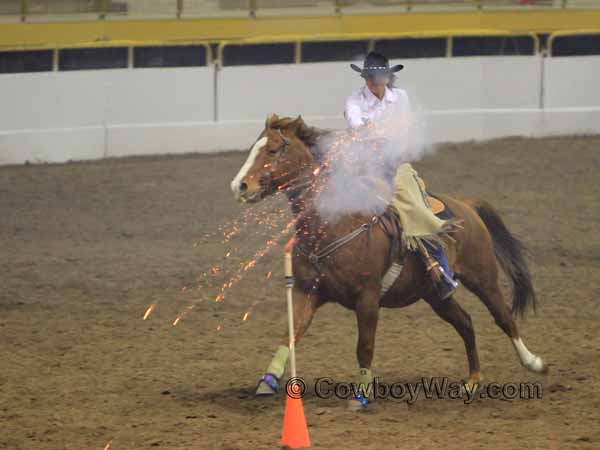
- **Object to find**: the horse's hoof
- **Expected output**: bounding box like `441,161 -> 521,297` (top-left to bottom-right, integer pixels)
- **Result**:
461,381 -> 480,397
460,373 -> 483,397
347,394 -> 368,411
255,373 -> 279,396
525,357 -> 548,374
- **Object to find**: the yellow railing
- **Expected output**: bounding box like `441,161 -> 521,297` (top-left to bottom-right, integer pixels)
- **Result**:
3,29 -> 600,69
2,8 -> 600,49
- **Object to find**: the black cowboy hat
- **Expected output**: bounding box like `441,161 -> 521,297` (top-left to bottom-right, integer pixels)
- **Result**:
350,51 -> 403,78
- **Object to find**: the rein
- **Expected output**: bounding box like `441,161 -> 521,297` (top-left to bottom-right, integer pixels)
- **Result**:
259,129 -> 293,194
261,129 -> 316,198
264,128 -> 380,274
295,216 -> 379,274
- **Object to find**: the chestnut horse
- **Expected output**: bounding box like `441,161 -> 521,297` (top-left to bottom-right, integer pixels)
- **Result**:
231,114 -> 547,408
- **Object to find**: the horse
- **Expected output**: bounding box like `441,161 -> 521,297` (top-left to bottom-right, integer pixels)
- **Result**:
230,113 -> 547,408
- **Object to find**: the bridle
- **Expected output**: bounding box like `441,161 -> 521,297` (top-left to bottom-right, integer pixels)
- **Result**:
258,128 -> 314,198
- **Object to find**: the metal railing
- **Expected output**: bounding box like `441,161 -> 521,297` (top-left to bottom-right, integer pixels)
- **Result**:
2,0 -> 597,22
3,29 -> 600,74
216,30 -> 540,65
0,40 -> 211,71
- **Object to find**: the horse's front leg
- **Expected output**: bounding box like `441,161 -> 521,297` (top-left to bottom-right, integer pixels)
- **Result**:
348,288 -> 380,410
255,287 -> 320,396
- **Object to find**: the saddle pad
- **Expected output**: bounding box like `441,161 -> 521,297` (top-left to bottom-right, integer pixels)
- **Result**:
428,196 -> 446,215
427,192 -> 455,220
414,177 -> 453,217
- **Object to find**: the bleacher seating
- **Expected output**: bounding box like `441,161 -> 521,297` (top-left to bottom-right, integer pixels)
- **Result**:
1,0 -> 594,20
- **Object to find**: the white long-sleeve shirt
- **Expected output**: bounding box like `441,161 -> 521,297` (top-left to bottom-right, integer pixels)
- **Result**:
344,85 -> 411,129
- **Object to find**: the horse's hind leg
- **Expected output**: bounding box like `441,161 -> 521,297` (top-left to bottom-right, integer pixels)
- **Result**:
255,287 -> 321,395
460,275 -> 547,374
424,294 -> 481,389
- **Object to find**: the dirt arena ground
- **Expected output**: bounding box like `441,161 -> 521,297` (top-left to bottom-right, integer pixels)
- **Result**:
1,135 -> 599,450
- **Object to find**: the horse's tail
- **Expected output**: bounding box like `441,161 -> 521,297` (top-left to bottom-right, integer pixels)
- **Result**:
472,199 -> 536,318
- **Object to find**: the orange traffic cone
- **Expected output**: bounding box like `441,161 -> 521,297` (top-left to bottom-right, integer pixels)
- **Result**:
281,395 -> 310,449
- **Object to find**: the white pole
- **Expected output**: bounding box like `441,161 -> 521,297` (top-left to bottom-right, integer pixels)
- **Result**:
284,245 -> 296,379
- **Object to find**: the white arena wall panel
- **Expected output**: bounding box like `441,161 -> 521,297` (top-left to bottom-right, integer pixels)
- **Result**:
217,62 -> 360,121
105,68 -> 214,125
0,68 -> 214,165
543,56 -> 600,108
1,56 -> 600,165
217,56 -> 542,121
388,56 -> 542,111
0,128 -> 105,166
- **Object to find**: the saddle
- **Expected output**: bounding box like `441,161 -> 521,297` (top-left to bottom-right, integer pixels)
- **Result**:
376,194 -> 453,297
376,179 -> 454,265
417,178 -> 452,218
358,175 -> 450,217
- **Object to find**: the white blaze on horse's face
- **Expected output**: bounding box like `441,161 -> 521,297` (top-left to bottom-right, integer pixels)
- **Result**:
231,136 -> 268,202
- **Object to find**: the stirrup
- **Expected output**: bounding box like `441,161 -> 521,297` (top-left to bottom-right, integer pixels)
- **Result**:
436,266 -> 459,300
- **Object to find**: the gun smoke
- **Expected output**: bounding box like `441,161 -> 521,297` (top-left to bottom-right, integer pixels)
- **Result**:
313,103 -> 434,222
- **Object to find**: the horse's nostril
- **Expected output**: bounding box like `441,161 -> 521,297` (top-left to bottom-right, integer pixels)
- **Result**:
239,182 -> 248,192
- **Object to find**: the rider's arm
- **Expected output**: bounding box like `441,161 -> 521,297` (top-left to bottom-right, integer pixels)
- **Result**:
344,95 -> 364,129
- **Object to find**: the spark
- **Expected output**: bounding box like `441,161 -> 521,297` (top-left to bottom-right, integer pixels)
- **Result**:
144,195 -> 290,326
172,218 -> 295,326
216,324 -> 222,331
143,303 -> 156,320
103,441 -> 113,450
266,271 -> 272,279
172,303 -> 197,326
211,219 -> 294,304
242,300 -> 260,323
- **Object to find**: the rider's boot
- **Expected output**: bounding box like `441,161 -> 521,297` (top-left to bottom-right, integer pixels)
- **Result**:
422,241 -> 458,300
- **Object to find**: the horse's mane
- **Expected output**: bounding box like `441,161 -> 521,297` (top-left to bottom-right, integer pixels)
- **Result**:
269,116 -> 336,161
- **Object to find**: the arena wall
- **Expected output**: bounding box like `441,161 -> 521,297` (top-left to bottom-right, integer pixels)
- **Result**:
1,55 -> 599,165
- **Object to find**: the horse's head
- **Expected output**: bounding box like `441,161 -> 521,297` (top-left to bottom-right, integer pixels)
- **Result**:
231,114 -> 317,203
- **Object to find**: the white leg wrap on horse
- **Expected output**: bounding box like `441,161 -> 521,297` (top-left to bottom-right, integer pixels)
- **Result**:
359,368 -> 374,386
266,345 -> 290,379
357,368 -> 374,399
512,338 -> 544,372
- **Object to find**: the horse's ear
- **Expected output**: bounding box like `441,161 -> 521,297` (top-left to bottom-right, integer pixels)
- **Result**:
285,115 -> 307,135
283,115 -> 317,146
266,113 -> 280,129
295,115 -> 306,130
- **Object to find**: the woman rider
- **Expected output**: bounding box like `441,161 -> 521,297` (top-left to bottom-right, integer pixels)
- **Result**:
344,51 -> 459,299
